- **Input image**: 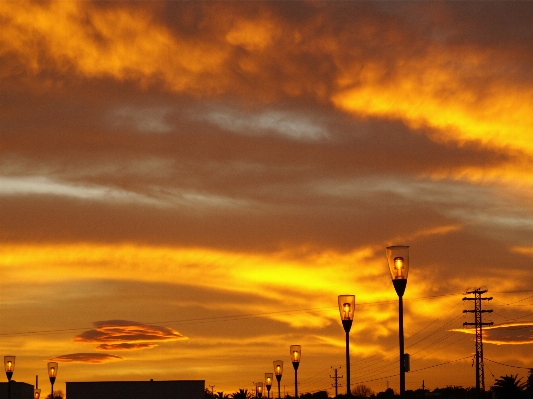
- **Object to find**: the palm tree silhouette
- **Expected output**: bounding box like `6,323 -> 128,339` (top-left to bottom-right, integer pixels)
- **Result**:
231,388 -> 252,399
492,374 -> 526,399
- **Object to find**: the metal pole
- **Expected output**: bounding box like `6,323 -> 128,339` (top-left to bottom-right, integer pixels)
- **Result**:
399,295 -> 405,398
51,382 -> 54,399
277,380 -> 280,399
346,331 -> 351,396
294,369 -> 298,398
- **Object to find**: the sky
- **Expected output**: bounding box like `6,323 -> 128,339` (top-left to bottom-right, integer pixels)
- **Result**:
1,1 -> 533,397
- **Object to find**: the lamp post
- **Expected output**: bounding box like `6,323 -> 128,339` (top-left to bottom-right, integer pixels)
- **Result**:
386,245 -> 409,399
48,362 -> 58,399
338,295 -> 355,397
273,360 -> 283,399
4,356 -> 15,399
265,373 -> 273,399
34,389 -> 41,399
290,345 -> 301,398
256,382 -> 263,399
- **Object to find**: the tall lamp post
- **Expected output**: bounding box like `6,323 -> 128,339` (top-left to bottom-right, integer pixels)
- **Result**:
256,382 -> 263,399
273,360 -> 283,399
265,373 -> 273,399
290,345 -> 301,398
48,362 -> 58,399
338,295 -> 355,397
386,245 -> 409,399
4,356 -> 15,399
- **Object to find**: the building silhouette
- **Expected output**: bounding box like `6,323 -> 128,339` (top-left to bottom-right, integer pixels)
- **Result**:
66,380 -> 204,399
0,382 -> 34,399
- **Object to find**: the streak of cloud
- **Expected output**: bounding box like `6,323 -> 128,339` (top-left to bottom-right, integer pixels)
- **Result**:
74,320 -> 187,350
452,322 -> 533,345
50,353 -> 123,364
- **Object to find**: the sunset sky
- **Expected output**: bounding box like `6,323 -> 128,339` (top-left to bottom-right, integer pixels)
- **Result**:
1,1 -> 533,397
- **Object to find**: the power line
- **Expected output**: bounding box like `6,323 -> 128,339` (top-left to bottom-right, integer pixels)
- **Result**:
351,356 -> 471,385
484,358 -> 532,370
0,292 -> 470,337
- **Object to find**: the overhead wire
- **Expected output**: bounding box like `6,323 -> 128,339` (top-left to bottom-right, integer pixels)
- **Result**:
0,292 -> 469,337
484,358 -> 532,370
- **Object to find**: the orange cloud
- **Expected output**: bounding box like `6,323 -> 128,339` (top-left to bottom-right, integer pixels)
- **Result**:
50,353 -> 123,364
2,0 -> 532,165
451,322 -> 533,345
74,320 -> 187,350
96,343 -> 158,351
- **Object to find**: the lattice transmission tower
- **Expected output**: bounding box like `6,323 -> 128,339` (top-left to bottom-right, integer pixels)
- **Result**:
463,288 -> 493,399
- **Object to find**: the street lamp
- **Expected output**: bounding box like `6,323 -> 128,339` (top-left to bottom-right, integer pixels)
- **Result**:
34,389 -> 41,399
265,373 -> 273,399
386,245 -> 409,398
48,362 -> 58,399
273,360 -> 283,399
256,382 -> 263,399
338,295 -> 355,396
4,356 -> 15,399
290,345 -> 301,398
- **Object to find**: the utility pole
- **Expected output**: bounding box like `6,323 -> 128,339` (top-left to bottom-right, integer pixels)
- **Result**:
330,367 -> 343,397
209,385 -> 215,396
422,380 -> 425,399
463,288 -> 493,399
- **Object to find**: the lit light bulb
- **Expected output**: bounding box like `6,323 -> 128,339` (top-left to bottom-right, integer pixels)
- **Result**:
276,366 -> 281,374
258,386 -> 262,393
394,257 -> 404,278
7,361 -> 12,371
293,351 -> 299,361
343,303 -> 350,319
50,367 -> 55,376
267,377 -> 271,384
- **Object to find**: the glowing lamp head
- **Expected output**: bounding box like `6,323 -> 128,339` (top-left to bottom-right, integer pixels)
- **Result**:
4,356 -> 15,373
48,362 -> 58,383
338,295 -> 355,321
273,360 -> 283,377
290,345 -> 301,363
4,356 -> 15,381
34,389 -> 41,399
386,246 -> 409,281
265,373 -> 273,388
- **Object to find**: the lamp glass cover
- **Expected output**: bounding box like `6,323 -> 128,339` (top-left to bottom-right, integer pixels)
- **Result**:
338,295 -> 355,321
290,345 -> 301,363
265,373 -> 273,386
386,246 -> 409,280
4,356 -> 15,373
48,362 -> 58,379
273,360 -> 283,376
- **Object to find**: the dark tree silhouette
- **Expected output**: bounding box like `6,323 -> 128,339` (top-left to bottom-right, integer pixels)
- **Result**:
231,388 -> 252,399
525,369 -> 533,399
351,384 -> 374,398
492,374 -> 526,399
214,392 -> 230,399
375,388 -> 395,399
44,390 -> 64,399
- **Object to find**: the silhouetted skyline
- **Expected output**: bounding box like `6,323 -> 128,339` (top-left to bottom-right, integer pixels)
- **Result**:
1,1 -> 532,396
